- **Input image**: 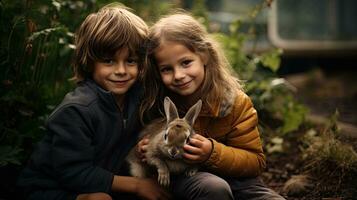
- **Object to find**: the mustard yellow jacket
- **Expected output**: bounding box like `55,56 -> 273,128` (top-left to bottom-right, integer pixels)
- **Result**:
193,89 -> 266,178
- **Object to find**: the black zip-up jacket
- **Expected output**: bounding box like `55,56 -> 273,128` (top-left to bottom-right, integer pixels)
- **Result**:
18,79 -> 143,194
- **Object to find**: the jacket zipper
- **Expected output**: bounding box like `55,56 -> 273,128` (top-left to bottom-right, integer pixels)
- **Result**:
123,118 -> 127,129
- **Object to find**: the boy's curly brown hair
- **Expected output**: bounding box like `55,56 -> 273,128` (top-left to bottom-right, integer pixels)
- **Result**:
73,3 -> 148,82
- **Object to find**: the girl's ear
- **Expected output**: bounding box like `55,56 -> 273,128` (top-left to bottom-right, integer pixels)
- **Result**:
198,51 -> 209,66
184,100 -> 202,126
164,97 -> 179,124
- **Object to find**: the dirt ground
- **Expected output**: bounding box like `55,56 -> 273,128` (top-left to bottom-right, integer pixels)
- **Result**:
285,67 -> 357,127
263,129 -> 357,199
263,63 -> 357,199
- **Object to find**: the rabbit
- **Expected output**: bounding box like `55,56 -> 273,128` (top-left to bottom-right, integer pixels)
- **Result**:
126,96 -> 202,187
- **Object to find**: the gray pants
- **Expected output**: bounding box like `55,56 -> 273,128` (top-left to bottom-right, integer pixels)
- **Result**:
26,172 -> 285,200
171,172 -> 285,200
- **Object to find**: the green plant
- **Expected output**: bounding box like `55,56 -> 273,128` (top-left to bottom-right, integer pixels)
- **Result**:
0,0 -> 308,168
211,1 -> 307,137
0,0 -> 179,167
0,0 -> 104,166
302,111 -> 357,192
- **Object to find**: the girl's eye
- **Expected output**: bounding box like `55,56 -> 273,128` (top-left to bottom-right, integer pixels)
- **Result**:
182,60 -> 192,67
159,66 -> 172,73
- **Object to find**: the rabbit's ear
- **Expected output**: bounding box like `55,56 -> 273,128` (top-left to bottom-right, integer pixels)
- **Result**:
164,97 -> 179,123
184,100 -> 202,126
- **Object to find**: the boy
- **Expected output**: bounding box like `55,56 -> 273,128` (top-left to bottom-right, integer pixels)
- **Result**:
17,4 -> 169,200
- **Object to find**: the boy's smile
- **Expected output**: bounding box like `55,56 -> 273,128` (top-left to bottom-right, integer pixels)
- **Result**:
93,48 -> 138,105
155,41 -> 205,97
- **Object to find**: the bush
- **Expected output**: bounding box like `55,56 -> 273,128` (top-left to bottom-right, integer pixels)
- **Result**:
1,0 -> 307,174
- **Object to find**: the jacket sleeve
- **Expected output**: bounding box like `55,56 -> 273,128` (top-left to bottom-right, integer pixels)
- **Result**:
204,92 -> 266,177
48,105 -> 113,193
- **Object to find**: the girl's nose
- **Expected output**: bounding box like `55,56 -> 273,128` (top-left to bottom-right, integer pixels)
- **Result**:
174,68 -> 185,80
114,63 -> 126,75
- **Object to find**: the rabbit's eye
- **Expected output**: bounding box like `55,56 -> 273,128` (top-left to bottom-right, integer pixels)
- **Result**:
164,131 -> 168,141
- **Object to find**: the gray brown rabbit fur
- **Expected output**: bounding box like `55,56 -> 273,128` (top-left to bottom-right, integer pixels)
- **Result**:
126,97 -> 202,187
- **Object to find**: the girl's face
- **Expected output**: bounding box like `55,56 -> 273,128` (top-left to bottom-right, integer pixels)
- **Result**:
154,41 -> 205,97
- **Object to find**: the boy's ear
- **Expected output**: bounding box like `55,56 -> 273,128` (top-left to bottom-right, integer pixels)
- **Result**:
164,97 -> 179,124
184,100 -> 202,126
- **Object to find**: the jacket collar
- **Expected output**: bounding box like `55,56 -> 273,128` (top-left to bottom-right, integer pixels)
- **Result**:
198,88 -> 236,118
82,79 -> 142,117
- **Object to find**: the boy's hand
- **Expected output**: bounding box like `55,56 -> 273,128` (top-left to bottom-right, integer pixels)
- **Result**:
136,178 -> 172,200
183,134 -> 212,164
136,137 -> 149,162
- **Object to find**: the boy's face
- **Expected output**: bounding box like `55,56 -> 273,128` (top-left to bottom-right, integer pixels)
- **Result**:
93,48 -> 139,101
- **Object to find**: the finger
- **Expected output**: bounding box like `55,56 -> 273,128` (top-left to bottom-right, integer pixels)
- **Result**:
136,145 -> 142,154
141,145 -> 148,152
137,144 -> 148,155
137,141 -> 143,151
142,138 -> 149,144
183,152 -> 200,162
138,138 -> 149,147
191,134 -> 206,141
184,144 -> 201,154
188,138 -> 203,148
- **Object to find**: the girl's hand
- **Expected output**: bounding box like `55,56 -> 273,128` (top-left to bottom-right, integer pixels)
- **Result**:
136,178 -> 172,200
183,134 -> 212,164
136,137 -> 149,162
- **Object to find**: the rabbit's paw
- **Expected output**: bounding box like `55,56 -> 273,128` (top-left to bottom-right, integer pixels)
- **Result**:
185,168 -> 198,177
158,169 -> 170,187
129,162 -> 146,178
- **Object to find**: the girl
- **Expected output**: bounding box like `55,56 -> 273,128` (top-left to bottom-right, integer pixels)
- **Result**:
139,13 -> 285,200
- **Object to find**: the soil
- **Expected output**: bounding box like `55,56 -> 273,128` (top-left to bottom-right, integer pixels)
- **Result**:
262,127 -> 357,199
285,67 -> 357,126
262,64 -> 357,200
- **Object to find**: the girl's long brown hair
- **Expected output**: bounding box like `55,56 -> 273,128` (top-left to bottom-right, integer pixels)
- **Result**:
140,13 -> 242,123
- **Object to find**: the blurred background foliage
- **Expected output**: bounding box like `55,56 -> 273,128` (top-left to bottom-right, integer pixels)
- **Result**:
0,0 -> 306,169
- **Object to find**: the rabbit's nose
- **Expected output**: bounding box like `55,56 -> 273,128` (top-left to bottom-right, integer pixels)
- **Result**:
169,148 -> 179,159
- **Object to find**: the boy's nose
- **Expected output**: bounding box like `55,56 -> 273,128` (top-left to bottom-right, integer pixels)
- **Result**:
114,63 -> 126,75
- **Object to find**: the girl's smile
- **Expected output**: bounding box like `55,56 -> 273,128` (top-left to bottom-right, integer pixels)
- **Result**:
174,80 -> 193,89
155,41 -> 205,97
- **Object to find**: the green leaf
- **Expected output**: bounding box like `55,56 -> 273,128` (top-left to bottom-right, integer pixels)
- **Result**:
229,20 -> 242,34
259,49 -> 283,72
28,27 -> 66,41
279,97 -> 308,134
0,146 -> 23,167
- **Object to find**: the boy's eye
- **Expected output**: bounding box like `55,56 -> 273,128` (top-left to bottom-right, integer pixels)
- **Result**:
103,59 -> 114,65
127,57 -> 138,65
